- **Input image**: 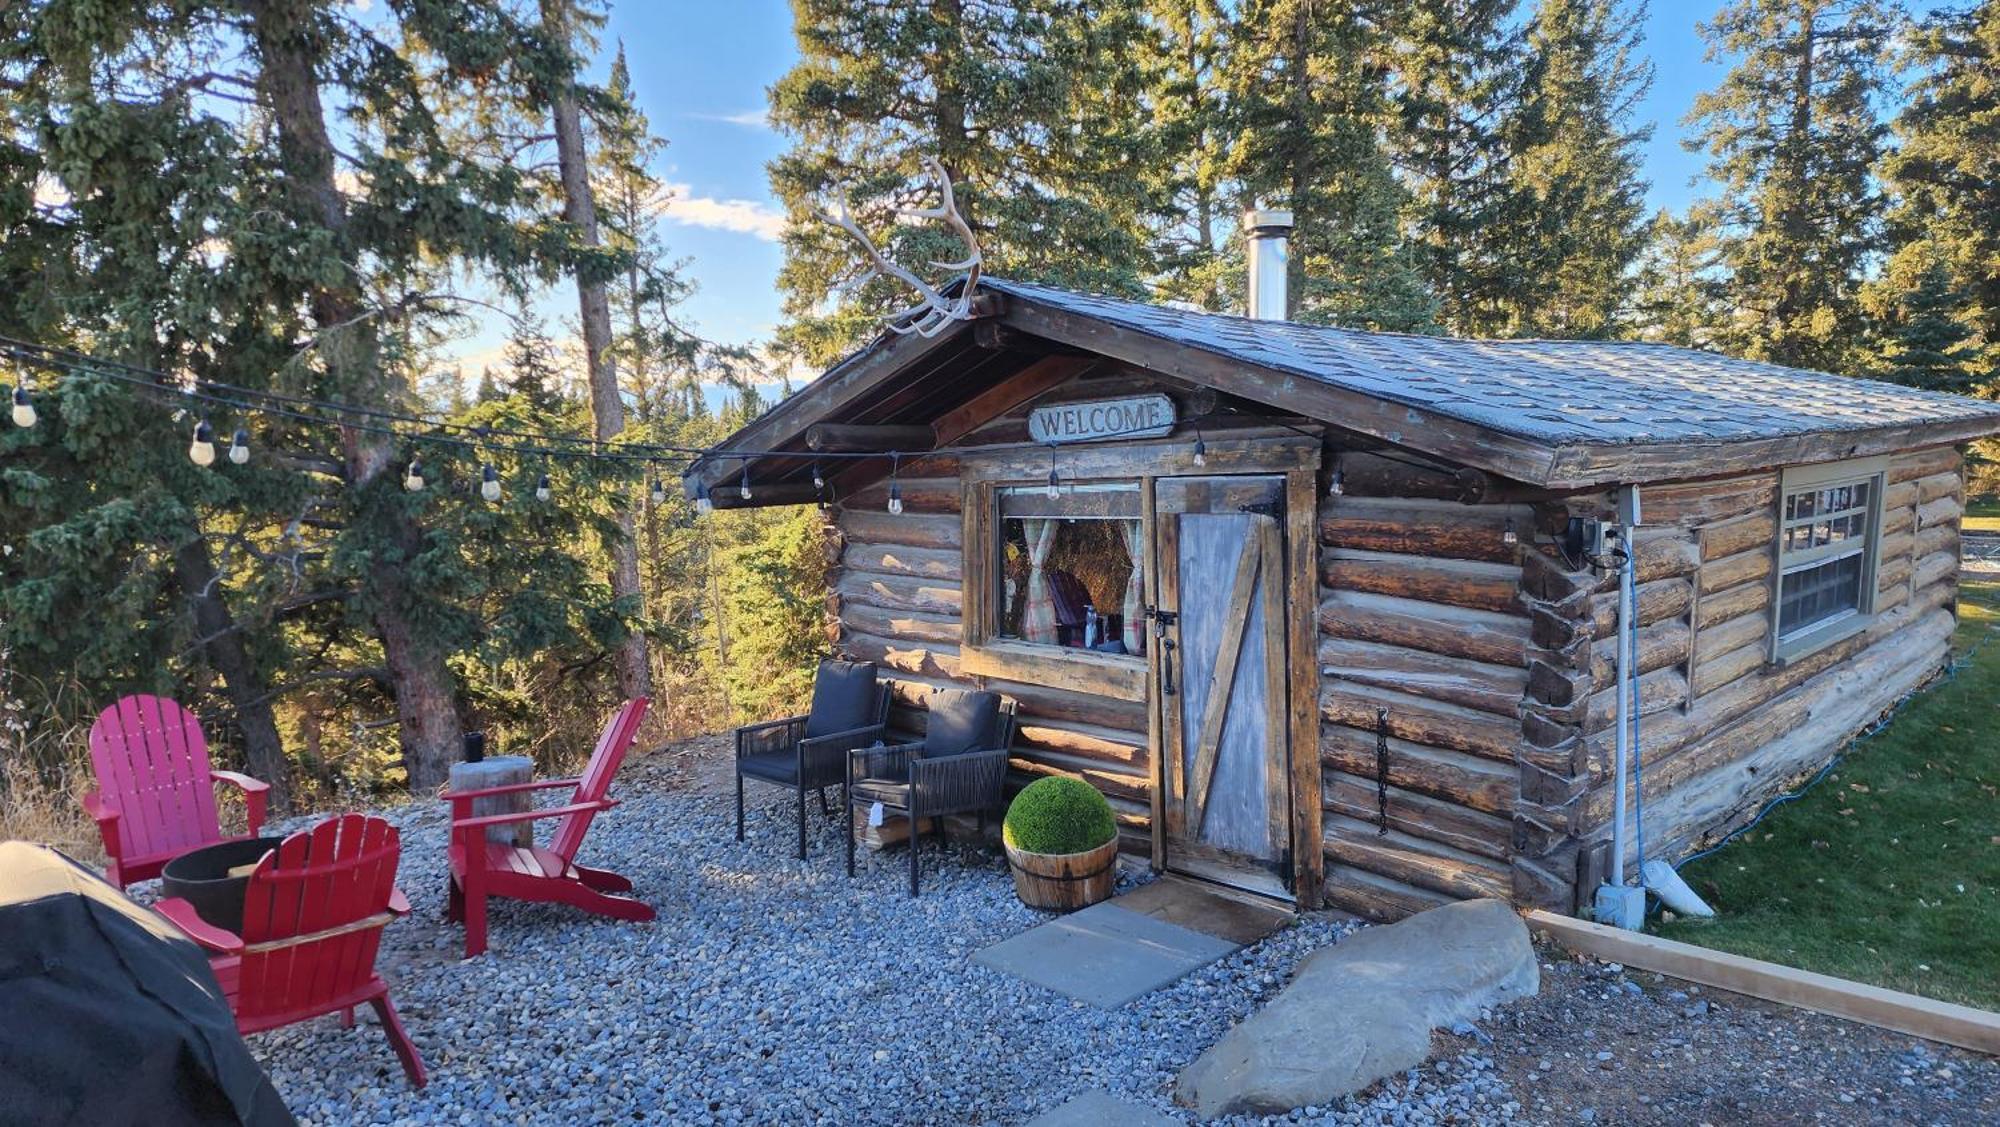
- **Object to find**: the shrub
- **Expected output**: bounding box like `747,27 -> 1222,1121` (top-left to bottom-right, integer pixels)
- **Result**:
1003,776 -> 1116,855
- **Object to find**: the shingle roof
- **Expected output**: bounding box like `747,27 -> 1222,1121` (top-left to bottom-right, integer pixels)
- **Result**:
982,277 -> 2000,447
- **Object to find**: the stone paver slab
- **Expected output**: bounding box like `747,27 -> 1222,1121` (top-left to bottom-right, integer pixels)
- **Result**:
1022,1089 -> 1180,1127
974,901 -> 1239,1009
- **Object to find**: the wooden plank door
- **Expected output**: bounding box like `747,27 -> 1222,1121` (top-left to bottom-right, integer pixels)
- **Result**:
1155,475 -> 1291,895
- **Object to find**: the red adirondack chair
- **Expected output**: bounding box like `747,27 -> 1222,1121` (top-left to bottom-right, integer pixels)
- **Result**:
155,813 -> 426,1088
83,694 -> 271,889
444,697 -> 653,957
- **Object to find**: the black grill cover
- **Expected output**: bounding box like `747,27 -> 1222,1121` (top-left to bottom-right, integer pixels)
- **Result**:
0,842 -> 293,1127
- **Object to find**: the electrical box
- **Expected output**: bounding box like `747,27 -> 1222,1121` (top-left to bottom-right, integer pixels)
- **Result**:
1594,882 -> 1645,931
1563,517 -> 1608,565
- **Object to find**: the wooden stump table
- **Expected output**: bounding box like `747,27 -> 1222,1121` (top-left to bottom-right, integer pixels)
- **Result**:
447,755 -> 535,848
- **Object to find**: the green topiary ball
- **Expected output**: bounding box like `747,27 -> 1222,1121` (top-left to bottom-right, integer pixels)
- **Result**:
1003,776 -> 1117,855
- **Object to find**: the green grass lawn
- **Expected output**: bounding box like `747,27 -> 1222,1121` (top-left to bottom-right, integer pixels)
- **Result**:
1651,578 -> 2000,1011
1963,497 -> 2000,533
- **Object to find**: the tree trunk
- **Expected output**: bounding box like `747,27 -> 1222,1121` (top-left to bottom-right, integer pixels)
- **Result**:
541,0 -> 653,702
173,537 -> 291,811
244,0 -> 463,792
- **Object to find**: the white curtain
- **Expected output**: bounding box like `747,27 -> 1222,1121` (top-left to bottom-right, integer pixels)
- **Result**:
1021,518 -> 1058,643
1120,520 -> 1145,655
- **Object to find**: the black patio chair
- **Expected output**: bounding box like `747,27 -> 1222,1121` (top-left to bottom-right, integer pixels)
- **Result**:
844,688 -> 1018,896
736,659 -> 891,859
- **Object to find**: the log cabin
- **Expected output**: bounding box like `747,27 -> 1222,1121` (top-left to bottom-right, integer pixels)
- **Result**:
686,216 -> 2000,920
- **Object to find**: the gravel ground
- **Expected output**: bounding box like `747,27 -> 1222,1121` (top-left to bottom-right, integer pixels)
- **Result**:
222,735 -> 1998,1125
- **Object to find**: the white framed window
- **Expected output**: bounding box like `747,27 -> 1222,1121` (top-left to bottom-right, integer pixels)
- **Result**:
1771,457 -> 1887,662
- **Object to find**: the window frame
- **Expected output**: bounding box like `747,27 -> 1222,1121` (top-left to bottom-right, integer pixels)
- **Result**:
1768,456 -> 1888,664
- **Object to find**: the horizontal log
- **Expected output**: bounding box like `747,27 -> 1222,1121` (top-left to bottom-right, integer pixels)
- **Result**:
1888,445 -> 1960,483
1585,664 -> 1688,733
1320,863 -> 1455,922
1320,684 -> 1522,763
840,508 -> 960,552
1323,770 -> 1514,861
1877,529 -> 1916,567
1589,616 -> 1691,685
1320,724 -> 1516,816
1015,719 -> 1148,770
1319,591 -> 1529,668
707,482 -> 821,510
1696,606 -> 1767,659
1699,547 -> 1771,595
1913,548 -> 1957,591
1638,474 -> 1777,527
1008,754 -> 1148,805
1591,576 -> 1693,634
1916,495 -> 1963,531
835,571 -> 963,616
1330,450 -> 1495,503
807,422 -> 936,453
1691,637 -> 1766,697
1914,469 -> 1961,505
1318,637 -> 1526,716
840,631 -> 960,680
878,673 -> 967,711
1701,512 -> 1778,561
978,676 -> 1149,734
1318,497 -> 1532,565
841,541 -> 961,581
1881,504 -> 1916,539
843,476 -> 960,515
1322,815 -> 1510,901
1917,522 -> 1958,560
1695,580 -> 1768,631
1876,553 -> 1912,594
1320,549 -> 1525,616
843,603 -> 962,647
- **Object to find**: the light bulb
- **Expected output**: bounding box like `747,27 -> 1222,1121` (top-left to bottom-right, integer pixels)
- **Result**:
1045,468 -> 1060,499
404,459 -> 425,492
480,463 -> 502,502
648,477 -> 667,505
1192,434 -> 1207,467
812,465 -> 826,492
1503,519 -> 1518,546
695,489 -> 713,515
10,384 -> 34,428
188,418 -> 216,466
1329,469 -> 1345,496
535,473 -> 551,502
887,480 -> 903,515
227,428 -> 250,465
738,469 -> 752,501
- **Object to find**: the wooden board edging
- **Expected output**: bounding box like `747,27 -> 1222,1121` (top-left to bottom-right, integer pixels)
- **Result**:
1526,910 -> 2000,1056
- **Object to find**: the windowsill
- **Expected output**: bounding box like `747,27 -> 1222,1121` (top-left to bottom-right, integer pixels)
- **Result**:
1770,611 -> 1874,667
960,639 -> 1149,702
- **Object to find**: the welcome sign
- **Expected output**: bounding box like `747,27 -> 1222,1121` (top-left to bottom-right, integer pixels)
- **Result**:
1028,394 -> 1177,445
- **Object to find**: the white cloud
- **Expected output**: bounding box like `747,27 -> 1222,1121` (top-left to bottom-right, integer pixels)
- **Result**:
660,182 -> 786,242
691,109 -> 771,130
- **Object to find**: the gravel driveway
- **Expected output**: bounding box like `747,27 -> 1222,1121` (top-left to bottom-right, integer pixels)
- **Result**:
233,736 -> 1998,1125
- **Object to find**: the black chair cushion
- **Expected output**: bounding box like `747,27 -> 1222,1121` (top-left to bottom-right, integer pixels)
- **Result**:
805,659 -> 878,739
922,689 -> 1000,758
850,773 -> 912,809
737,752 -> 801,785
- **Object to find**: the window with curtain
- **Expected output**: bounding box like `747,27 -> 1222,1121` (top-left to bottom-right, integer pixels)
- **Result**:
995,482 -> 1144,656
1773,460 -> 1884,660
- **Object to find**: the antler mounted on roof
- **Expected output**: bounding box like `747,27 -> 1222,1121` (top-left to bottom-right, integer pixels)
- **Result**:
816,157 -> 983,339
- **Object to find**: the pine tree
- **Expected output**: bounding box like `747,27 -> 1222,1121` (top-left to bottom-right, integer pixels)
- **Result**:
768,0 -> 1155,365
1879,256 -> 1979,391
1227,0 -> 1434,330
1628,205 -> 1728,348
1386,0 -> 1530,336
1685,0 -> 1894,372
501,315 -> 567,410
1506,0 -> 1654,338
1137,0 -> 1237,311
1876,2 -> 1999,379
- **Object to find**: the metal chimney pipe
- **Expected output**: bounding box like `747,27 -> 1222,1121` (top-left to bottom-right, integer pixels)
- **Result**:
1244,207 -> 1294,320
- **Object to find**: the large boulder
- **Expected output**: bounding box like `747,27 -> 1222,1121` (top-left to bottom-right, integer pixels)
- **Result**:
1177,898 -> 1538,1118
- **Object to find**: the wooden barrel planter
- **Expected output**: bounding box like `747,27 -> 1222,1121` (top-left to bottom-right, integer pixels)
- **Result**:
1005,836 -> 1119,911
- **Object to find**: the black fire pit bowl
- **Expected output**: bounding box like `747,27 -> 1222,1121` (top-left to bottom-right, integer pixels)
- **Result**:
160,836 -> 285,934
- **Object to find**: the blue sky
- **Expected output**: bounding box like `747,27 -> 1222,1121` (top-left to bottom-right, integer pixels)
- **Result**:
442,1 -> 1917,376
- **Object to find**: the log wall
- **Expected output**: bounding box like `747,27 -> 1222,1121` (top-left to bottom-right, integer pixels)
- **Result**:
827,456 -> 1160,855
1570,446 -> 1963,873
1315,453 -> 1533,921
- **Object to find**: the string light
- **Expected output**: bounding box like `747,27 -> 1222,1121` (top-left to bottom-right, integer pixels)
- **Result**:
535,472 -> 552,503
738,461 -> 753,501
480,463 -> 501,502
188,417 -> 216,466
648,474 -> 667,506
404,458 -> 425,492
887,453 -> 903,515
1192,429 -> 1207,467
1329,465 -> 1345,496
694,480 -> 713,516
1045,445 -> 1060,499
1503,518 -> 1518,546
10,379 -> 34,428
812,461 -> 825,492
227,427 -> 250,465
